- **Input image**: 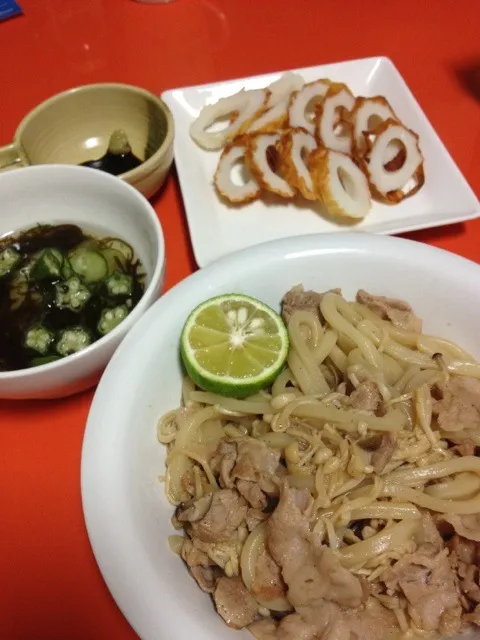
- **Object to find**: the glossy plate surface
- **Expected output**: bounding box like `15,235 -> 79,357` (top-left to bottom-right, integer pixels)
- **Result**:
82,232 -> 480,640
163,56 -> 479,266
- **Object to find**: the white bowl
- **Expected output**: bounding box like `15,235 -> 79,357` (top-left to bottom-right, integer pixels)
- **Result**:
81,233 -> 480,640
0,165 -> 165,399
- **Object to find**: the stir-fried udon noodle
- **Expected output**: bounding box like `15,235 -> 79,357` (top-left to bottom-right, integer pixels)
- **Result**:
157,287 -> 480,640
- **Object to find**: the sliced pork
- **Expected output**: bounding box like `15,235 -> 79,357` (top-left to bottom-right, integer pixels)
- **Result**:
190,489 -> 248,543
433,376 -> 480,432
213,576 -> 259,629
384,517 -> 462,635
267,483 -> 365,616
349,380 -> 382,412
211,440 -> 237,488
252,547 -> 287,603
190,564 -> 221,593
282,286 -> 342,324
246,508 -> 269,532
448,535 -> 480,608
356,289 -> 422,333
237,479 -> 268,509
441,514 -> 480,542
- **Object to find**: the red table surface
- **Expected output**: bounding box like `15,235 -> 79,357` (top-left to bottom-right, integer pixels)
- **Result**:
1,1 -> 479,638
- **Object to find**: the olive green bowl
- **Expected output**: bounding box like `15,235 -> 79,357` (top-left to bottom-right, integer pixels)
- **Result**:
0,83 -> 174,199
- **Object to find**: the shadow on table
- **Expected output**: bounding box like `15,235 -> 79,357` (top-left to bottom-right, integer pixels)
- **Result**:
399,222 -> 466,244
159,164 -> 199,271
452,59 -> 480,101
0,387 -> 93,415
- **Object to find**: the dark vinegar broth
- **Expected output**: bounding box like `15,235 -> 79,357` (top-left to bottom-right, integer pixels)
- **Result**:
80,129 -> 143,176
0,224 -> 145,371
80,149 -> 142,176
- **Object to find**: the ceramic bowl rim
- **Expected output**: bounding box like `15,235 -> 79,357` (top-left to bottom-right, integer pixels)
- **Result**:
14,82 -> 175,181
0,163 -> 166,381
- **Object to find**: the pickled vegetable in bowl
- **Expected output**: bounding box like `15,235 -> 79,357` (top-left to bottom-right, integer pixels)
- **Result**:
0,223 -> 145,371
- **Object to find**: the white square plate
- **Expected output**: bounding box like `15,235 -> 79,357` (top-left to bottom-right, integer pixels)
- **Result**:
162,56 -> 479,267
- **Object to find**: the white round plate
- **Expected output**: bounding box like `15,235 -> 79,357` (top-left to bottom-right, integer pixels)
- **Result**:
81,233 -> 480,640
